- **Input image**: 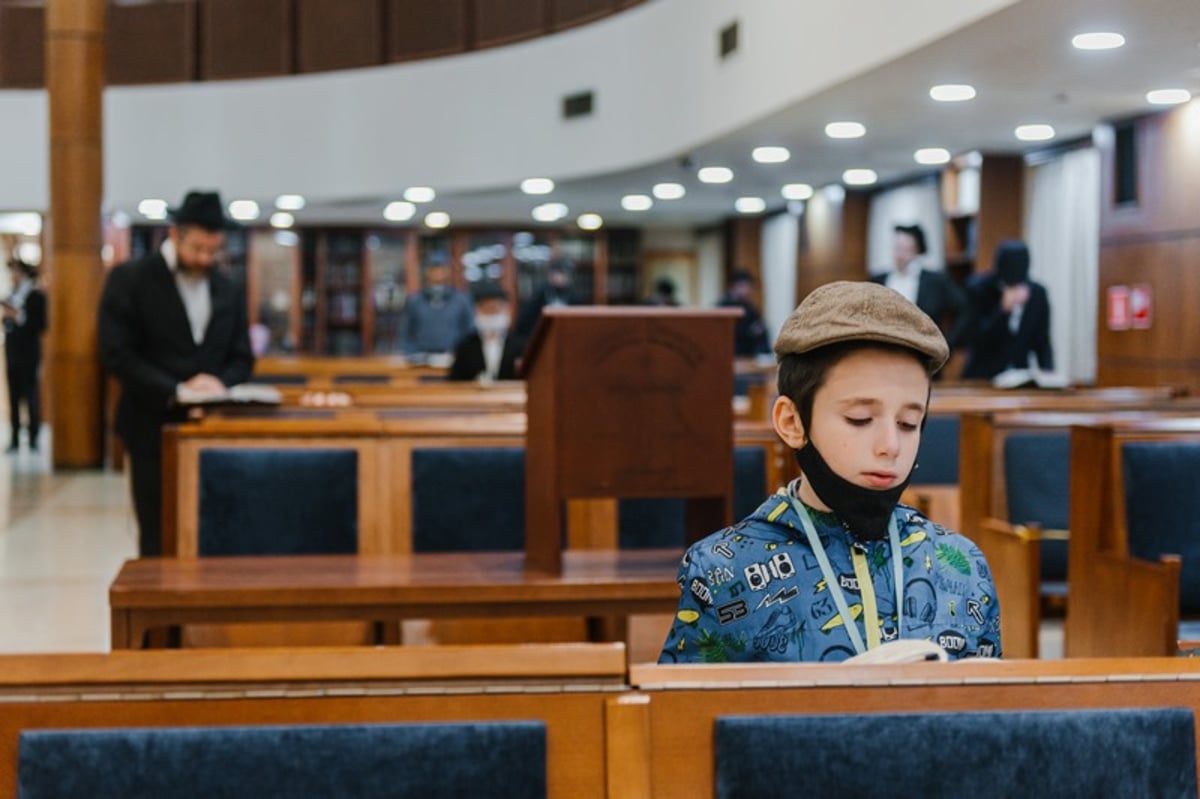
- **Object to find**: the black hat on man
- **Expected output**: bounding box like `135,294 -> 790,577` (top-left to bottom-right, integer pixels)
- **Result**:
168,191 -> 236,231
893,224 -> 928,255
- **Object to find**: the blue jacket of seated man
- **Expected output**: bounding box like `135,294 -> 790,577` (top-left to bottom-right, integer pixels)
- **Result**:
658,490 -> 1002,663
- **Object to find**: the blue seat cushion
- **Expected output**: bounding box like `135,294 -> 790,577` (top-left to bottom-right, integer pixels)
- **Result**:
1123,441 -> 1200,613
914,414 -> 958,485
411,447 -> 526,552
18,721 -> 546,799
198,448 -> 358,556
618,446 -> 766,548
1004,432 -> 1070,583
715,708 -> 1196,799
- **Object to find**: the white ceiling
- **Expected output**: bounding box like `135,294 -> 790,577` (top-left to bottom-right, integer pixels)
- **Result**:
298,0 -> 1200,229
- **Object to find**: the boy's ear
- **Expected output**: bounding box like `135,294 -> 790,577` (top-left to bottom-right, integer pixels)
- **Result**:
772,395 -> 807,449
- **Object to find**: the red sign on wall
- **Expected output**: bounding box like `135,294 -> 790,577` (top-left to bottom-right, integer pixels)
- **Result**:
1107,285 -> 1130,331
1129,284 -> 1152,329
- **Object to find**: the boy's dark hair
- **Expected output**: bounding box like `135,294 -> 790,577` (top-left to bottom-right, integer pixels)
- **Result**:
778,340 -> 936,431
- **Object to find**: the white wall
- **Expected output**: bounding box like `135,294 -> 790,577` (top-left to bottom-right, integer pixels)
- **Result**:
0,0 -> 1016,211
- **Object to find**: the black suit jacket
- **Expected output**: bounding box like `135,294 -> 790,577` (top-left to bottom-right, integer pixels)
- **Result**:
447,331 -> 522,382
961,275 -> 1054,379
871,269 -> 969,348
98,252 -> 254,455
3,288 -> 46,370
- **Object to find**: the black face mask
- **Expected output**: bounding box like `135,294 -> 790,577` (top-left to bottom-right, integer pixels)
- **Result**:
794,440 -> 913,542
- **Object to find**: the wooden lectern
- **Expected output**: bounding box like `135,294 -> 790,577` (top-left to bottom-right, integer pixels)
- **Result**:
522,307 -> 742,573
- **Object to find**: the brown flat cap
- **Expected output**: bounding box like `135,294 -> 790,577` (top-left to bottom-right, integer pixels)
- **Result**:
774,280 -> 949,370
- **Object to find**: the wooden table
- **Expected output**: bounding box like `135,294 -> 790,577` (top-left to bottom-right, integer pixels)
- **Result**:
110,550 -> 684,649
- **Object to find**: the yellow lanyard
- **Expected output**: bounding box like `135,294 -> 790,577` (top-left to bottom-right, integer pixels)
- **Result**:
850,547 -> 882,650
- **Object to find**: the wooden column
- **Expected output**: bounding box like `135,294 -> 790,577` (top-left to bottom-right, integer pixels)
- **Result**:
46,0 -> 105,466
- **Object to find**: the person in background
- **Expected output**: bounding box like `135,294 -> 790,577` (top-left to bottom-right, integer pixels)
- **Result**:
961,240 -> 1054,379
448,284 -> 523,382
98,190 -> 253,556
660,281 -> 1000,663
517,261 -> 575,337
871,224 -> 969,351
717,270 -> 770,356
646,276 -> 680,306
3,259 -> 47,452
401,263 -> 473,357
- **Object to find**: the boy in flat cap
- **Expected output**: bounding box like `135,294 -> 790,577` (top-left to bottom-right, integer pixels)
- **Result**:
659,281 -> 1000,663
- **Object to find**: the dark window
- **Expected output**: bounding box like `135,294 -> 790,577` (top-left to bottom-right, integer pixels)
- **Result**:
1114,122 -> 1138,206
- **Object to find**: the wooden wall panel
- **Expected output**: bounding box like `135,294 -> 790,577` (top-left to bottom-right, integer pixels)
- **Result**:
107,1 -> 196,85
795,190 -> 869,304
1097,103 -> 1200,390
201,0 -> 293,81
296,0 -> 383,74
551,0 -> 618,31
0,3 -> 43,88
724,217 -> 763,309
474,0 -> 547,49
975,154 -> 1025,274
388,0 -> 467,61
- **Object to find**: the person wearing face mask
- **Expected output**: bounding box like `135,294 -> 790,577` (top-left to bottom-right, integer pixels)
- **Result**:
659,281 -> 1000,663
447,284 -> 522,382
401,263 -> 474,358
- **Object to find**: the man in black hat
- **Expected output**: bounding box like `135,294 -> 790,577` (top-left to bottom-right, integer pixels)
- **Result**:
3,258 -> 47,451
871,224 -> 969,352
961,240 -> 1054,379
99,190 -> 254,556
448,283 -> 522,382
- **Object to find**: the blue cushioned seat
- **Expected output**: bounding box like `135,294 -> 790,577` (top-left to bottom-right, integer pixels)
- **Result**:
1004,432 -> 1070,583
18,721 -> 546,799
332,373 -> 391,384
715,708 -> 1196,799
411,447 -> 526,552
914,414 -> 958,484
198,448 -> 358,556
248,373 -> 307,385
1123,441 -> 1200,614
618,447 -> 766,549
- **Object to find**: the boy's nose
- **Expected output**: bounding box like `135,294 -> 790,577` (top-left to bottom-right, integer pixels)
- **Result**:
875,426 -> 900,458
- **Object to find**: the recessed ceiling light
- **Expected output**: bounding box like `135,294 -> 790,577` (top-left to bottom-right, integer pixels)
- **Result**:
577,213 -> 603,231
383,201 -> 415,222
1072,32 -> 1125,50
274,194 -> 305,211
697,166 -> 734,184
929,84 -> 976,102
424,211 -> 451,229
825,121 -> 866,139
137,198 -> 168,220
1015,124 -> 1056,142
531,202 -> 568,222
228,200 -> 260,221
781,183 -> 814,201
735,197 -> 766,214
403,186 -> 436,203
914,147 -> 952,165
652,182 -> 686,200
520,178 -> 555,195
1146,88 -> 1192,105
621,194 -> 653,211
842,168 -> 877,186
752,146 -> 791,164
269,211 -> 294,229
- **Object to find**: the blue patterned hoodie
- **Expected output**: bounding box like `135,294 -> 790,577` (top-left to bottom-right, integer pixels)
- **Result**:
658,491 -> 1001,663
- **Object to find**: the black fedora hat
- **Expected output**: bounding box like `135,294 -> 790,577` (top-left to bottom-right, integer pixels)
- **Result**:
168,191 -> 236,230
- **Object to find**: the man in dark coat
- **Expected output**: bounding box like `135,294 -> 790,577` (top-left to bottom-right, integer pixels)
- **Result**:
448,283 -> 522,382
99,190 -> 254,555
3,259 -> 47,451
962,240 -> 1054,380
871,224 -> 969,350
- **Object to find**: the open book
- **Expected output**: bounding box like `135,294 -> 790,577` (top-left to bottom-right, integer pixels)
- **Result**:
844,639 -> 949,665
176,383 -> 282,406
991,368 -> 1069,390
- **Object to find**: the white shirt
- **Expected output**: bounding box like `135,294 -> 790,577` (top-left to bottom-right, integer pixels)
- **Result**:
162,238 -> 212,345
884,261 -> 922,305
481,333 -> 505,380
5,279 -> 31,326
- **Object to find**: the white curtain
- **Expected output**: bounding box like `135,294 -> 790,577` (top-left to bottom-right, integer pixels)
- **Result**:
1024,147 -> 1101,384
866,177 -> 945,275
760,211 -> 800,340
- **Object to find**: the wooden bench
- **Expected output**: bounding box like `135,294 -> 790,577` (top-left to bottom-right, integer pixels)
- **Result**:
0,644 -> 625,798
109,550 -> 683,650
1066,417 -> 1200,657
621,658 -> 1200,798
